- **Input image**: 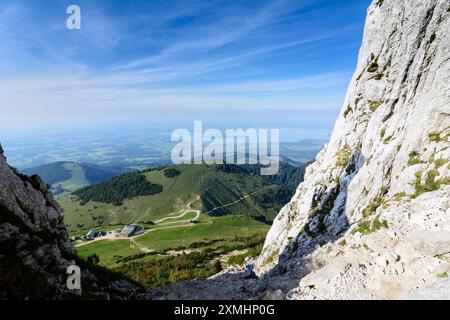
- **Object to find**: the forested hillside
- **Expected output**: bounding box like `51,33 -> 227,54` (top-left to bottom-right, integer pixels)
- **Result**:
61,162 -> 306,231
74,172 -> 163,206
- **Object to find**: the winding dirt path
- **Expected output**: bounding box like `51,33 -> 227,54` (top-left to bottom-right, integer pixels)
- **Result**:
155,196 -> 201,224
75,185 -> 276,248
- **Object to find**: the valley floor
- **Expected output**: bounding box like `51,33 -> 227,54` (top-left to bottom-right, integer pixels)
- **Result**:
71,193 -> 271,290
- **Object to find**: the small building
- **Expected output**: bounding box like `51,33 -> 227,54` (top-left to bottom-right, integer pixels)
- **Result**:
122,224 -> 144,237
86,230 -> 99,240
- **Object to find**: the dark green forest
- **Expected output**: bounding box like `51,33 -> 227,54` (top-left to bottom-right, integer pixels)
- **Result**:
74,172 -> 163,206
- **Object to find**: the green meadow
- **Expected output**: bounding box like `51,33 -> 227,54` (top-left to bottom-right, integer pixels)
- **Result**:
76,214 -> 269,268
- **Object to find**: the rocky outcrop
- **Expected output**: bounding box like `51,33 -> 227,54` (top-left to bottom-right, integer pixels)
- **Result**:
0,145 -> 140,299
257,0 -> 450,299
141,271 -> 259,300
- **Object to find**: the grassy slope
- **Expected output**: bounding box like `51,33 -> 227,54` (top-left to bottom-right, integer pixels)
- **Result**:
65,162 -> 303,283
61,164 -> 279,232
76,214 -> 269,267
56,162 -> 90,195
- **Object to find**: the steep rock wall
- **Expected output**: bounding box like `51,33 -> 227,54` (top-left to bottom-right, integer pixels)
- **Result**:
0,145 -> 139,299
258,0 -> 450,299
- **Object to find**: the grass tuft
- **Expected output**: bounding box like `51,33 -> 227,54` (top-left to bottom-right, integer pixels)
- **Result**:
336,144 -> 352,168
362,197 -> 385,218
369,100 -> 382,112
429,131 -> 443,143
412,170 -> 441,198
353,216 -> 388,235
344,105 -> 353,118
367,54 -> 379,73
408,151 -> 422,166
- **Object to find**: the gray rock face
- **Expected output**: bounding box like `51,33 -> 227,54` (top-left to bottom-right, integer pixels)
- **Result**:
0,145 -> 139,299
0,146 -> 76,299
140,271 -> 260,300
257,0 -> 450,299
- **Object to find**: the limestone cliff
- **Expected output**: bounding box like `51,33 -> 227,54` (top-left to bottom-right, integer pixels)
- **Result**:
0,145 -> 139,299
257,0 -> 450,299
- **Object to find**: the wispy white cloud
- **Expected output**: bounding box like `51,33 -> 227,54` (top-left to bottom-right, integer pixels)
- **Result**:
110,0 -> 312,71
0,69 -> 349,128
0,0 -> 370,131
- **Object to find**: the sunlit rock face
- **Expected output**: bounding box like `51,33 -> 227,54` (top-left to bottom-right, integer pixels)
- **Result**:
258,0 -> 450,299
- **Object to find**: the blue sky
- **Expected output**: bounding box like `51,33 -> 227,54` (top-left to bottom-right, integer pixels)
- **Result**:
0,0 -> 372,138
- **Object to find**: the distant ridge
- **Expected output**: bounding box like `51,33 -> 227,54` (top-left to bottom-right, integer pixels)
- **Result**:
22,161 -> 130,198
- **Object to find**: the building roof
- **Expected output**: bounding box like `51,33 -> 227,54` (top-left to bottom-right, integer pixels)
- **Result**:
122,224 -> 137,235
86,230 -> 99,237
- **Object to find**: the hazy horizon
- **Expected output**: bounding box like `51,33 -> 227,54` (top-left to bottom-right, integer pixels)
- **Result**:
1,122 -> 329,169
